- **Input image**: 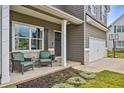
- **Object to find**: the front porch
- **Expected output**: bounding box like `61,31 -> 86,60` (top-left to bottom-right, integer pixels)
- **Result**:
0,61 -> 80,87
0,5 -> 83,84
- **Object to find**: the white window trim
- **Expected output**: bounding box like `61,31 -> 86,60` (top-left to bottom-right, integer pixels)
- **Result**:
12,21 -> 44,52
116,25 -> 124,33
91,5 -> 97,16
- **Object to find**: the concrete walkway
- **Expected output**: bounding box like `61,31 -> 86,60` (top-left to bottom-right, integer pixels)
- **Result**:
73,58 -> 124,74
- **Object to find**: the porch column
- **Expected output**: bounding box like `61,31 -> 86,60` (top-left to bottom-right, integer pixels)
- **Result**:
1,5 -> 10,84
61,20 -> 67,67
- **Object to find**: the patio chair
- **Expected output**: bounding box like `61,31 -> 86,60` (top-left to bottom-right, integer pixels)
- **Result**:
11,52 -> 34,74
39,51 -> 53,67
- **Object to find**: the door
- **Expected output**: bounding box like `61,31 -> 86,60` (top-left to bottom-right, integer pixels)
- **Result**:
89,37 -> 106,62
55,32 -> 61,56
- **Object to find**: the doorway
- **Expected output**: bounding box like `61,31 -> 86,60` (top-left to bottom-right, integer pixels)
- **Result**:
55,32 -> 61,56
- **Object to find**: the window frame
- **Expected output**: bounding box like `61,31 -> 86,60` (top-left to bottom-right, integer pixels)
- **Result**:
12,21 -> 44,52
115,25 -> 124,33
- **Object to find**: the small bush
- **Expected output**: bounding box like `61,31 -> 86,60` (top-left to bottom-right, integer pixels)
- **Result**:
67,76 -> 86,86
5,84 -> 17,88
80,71 -> 96,80
52,83 -> 74,88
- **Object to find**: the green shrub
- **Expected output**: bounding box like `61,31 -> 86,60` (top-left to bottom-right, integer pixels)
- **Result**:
5,84 -> 17,88
67,76 -> 86,86
52,83 -> 74,88
80,71 -> 96,80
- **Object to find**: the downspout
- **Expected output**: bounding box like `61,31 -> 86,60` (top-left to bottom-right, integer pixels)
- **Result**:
0,6 -> 2,84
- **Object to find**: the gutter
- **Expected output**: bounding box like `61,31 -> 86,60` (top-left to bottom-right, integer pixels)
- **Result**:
86,13 -> 110,31
0,6 -> 2,84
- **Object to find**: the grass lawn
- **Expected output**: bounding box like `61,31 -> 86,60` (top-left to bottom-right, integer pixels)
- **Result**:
107,51 -> 124,58
80,70 -> 124,88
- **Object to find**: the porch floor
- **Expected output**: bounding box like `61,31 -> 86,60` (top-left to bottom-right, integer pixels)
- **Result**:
0,61 -> 80,87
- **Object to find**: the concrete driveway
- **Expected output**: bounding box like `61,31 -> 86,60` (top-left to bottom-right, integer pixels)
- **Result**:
73,58 -> 124,74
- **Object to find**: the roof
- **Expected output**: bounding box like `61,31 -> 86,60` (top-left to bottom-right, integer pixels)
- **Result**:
109,14 -> 124,28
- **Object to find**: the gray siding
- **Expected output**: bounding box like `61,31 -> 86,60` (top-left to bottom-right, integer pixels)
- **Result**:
64,5 -> 84,20
67,24 -> 84,63
53,5 -> 65,11
10,11 -> 61,51
53,5 -> 84,21
85,23 -> 106,48
65,5 -> 84,63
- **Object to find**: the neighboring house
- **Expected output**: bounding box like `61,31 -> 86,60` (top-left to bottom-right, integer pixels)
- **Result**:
107,14 -> 124,51
0,5 -> 110,84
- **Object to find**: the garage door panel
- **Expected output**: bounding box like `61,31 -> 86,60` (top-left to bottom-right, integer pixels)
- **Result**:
89,37 -> 106,62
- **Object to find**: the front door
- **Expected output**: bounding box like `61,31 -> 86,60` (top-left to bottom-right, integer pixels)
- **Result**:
55,32 -> 61,56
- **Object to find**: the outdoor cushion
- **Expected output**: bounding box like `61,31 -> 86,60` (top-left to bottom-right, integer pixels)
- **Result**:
40,59 -> 52,62
12,52 -> 25,62
39,51 -> 51,59
20,61 -> 33,66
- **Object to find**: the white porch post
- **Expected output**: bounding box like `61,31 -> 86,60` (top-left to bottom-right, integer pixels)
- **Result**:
1,5 -> 10,84
61,20 -> 67,67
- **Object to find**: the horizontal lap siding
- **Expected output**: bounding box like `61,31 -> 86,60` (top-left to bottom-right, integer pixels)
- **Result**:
65,5 -> 84,63
85,23 -> 106,48
10,11 -> 60,52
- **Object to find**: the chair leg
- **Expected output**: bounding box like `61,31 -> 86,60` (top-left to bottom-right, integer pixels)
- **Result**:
32,65 -> 34,70
50,62 -> 52,67
21,65 -> 24,75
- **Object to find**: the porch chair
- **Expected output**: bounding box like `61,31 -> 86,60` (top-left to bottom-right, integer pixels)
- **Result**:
39,51 -> 53,67
11,52 -> 34,74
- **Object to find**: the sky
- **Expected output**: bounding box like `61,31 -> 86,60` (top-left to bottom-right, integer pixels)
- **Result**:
107,5 -> 124,26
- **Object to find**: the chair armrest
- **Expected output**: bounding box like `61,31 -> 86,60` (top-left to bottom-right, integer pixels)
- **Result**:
11,59 -> 21,63
50,55 -> 55,60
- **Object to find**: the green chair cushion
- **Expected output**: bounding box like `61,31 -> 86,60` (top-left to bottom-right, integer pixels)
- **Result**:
12,52 -> 25,62
40,59 -> 52,62
21,61 -> 33,66
39,51 -> 51,59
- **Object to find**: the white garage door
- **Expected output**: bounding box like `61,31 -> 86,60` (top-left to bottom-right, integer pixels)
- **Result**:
89,37 -> 106,62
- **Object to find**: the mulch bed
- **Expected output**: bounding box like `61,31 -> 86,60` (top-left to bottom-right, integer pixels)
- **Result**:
17,67 -> 81,88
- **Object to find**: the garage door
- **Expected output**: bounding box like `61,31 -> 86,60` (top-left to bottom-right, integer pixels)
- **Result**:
89,37 -> 106,62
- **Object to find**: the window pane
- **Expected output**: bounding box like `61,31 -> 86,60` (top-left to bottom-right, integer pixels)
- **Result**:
15,24 -> 29,37
31,28 -> 42,38
117,41 -> 121,48
122,41 -> 124,47
122,26 -> 124,32
15,38 -> 29,50
117,26 -> 121,32
31,39 -> 42,50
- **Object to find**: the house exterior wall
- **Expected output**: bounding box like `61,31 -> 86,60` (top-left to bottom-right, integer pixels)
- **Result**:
10,11 -> 61,58
107,15 -> 124,50
84,5 -> 109,64
64,6 -> 84,63
0,6 -> 2,82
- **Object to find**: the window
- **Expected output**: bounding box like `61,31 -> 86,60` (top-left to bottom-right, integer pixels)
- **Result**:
100,6 -> 106,23
88,5 -> 91,12
115,25 -> 124,33
31,28 -> 42,50
117,26 -> 121,32
122,25 -> 124,32
116,41 -> 124,48
117,41 -> 121,48
91,5 -> 97,16
13,22 -> 44,51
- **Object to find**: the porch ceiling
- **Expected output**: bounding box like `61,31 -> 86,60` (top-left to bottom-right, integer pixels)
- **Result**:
10,5 -> 83,25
